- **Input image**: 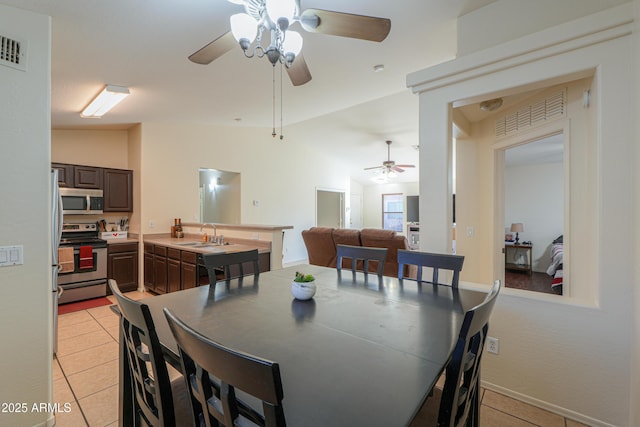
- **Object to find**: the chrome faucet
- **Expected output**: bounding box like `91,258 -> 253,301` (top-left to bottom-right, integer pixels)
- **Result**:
200,223 -> 217,243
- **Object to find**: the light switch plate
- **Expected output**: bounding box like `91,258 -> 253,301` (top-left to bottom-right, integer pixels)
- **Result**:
0,245 -> 24,267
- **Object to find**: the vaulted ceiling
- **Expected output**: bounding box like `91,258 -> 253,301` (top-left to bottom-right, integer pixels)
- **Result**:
3,0 -> 497,183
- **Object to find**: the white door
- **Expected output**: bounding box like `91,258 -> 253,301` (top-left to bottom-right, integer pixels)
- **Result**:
349,193 -> 362,229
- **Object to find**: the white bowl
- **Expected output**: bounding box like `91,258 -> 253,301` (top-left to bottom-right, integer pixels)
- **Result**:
291,281 -> 316,300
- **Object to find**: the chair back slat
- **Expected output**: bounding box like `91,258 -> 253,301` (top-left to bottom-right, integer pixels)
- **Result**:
164,308 -> 286,427
438,280 -> 501,427
397,250 -> 464,287
202,249 -> 260,283
336,244 -> 388,276
108,280 -> 176,427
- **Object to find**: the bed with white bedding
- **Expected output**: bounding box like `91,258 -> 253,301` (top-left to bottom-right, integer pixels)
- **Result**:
546,236 -> 564,288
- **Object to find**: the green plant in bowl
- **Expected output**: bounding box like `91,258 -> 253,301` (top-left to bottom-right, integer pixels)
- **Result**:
294,272 -> 315,283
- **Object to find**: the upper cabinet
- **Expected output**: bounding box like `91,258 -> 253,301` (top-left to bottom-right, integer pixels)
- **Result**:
52,163 -> 74,187
51,162 -> 134,212
74,165 -> 102,189
103,168 -> 133,212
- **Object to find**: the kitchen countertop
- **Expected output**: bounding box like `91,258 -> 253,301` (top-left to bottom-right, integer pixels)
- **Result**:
143,234 -> 271,255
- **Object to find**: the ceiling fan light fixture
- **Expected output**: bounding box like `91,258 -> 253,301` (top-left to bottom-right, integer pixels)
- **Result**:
266,0 -> 296,28
230,13 -> 258,45
282,30 -> 303,57
479,97 -> 503,112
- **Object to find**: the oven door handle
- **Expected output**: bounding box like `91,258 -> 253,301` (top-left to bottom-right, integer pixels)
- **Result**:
58,286 -> 64,298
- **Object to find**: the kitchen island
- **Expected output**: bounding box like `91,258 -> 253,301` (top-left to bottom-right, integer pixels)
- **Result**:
143,223 -> 292,294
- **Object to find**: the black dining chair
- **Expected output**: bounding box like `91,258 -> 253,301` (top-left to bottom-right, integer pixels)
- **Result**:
336,244 -> 388,276
163,308 -> 287,427
410,280 -> 501,427
397,250 -> 465,287
108,280 -> 192,427
202,249 -> 260,283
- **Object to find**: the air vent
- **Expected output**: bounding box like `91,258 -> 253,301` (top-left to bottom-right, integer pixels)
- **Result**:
495,89 -> 566,138
1,34 -> 27,71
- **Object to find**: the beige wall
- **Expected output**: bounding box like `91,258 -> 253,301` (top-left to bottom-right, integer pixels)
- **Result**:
52,129 -> 129,169
137,122 -> 353,264
0,5 -> 53,426
408,4 -> 637,425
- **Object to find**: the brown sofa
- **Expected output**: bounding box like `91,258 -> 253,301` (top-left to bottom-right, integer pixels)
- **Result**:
301,227 -> 415,277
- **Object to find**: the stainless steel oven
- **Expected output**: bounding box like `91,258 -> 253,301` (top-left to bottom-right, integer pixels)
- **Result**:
60,187 -> 104,215
57,223 -> 108,304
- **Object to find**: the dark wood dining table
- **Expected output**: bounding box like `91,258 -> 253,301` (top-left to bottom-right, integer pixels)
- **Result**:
118,264 -> 487,427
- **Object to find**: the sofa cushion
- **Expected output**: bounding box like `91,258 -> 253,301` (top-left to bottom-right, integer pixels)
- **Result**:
302,227 -> 337,267
360,228 -> 410,277
333,229 -> 362,269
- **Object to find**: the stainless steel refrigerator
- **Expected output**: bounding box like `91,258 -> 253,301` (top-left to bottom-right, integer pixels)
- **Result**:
51,170 -> 63,354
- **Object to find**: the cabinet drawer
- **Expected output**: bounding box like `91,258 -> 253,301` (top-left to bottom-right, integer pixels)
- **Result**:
181,251 -> 197,264
167,247 -> 181,260
108,242 -> 138,254
144,243 -> 154,254
154,245 -> 167,256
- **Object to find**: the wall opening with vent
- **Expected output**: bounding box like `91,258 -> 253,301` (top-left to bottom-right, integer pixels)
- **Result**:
0,33 -> 27,71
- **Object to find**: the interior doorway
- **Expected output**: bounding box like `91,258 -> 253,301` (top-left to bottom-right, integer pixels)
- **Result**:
500,132 -> 564,296
316,189 -> 345,228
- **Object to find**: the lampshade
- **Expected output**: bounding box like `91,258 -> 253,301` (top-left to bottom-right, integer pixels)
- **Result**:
282,31 -> 303,56
266,0 -> 295,24
510,223 -> 524,233
81,85 -> 130,118
230,13 -> 258,43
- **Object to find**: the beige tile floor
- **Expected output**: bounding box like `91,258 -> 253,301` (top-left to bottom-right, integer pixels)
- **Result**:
53,290 -> 591,427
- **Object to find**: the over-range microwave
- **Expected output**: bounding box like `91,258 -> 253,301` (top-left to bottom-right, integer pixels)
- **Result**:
60,187 -> 104,215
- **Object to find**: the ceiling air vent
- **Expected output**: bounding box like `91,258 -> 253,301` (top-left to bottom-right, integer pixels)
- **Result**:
494,89 -> 566,138
1,34 -> 27,71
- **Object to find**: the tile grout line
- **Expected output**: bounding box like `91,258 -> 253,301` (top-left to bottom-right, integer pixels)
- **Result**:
54,347 -> 91,426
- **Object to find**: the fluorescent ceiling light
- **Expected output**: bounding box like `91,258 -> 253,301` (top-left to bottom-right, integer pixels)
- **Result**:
81,85 -> 130,118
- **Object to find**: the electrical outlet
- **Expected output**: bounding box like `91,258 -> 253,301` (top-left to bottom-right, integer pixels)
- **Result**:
487,337 -> 499,354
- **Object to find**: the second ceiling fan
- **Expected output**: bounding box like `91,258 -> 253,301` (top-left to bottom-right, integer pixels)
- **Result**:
188,0 -> 391,86
365,140 -> 415,174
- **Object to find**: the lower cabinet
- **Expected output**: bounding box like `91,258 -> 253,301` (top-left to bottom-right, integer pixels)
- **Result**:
167,248 -> 181,293
181,251 -> 199,289
143,243 -> 271,294
107,242 -> 139,293
153,246 -> 168,294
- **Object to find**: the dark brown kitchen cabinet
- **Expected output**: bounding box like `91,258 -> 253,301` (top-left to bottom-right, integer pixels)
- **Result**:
167,248 -> 181,293
74,165 -> 102,189
52,163 -> 74,187
103,168 -> 133,212
144,248 -> 154,290
181,251 -> 199,290
107,242 -> 138,293
152,245 -> 168,294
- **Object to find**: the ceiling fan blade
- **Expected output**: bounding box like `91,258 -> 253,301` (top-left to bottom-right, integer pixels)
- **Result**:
300,9 -> 391,42
395,164 -> 415,168
286,53 -> 312,86
188,31 -> 236,65
392,167 -> 406,173
364,166 -> 384,171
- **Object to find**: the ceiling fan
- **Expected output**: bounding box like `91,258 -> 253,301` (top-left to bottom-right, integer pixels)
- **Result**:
364,140 -> 415,174
188,0 -> 391,86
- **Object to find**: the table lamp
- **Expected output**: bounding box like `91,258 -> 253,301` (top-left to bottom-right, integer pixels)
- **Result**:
510,223 -> 524,244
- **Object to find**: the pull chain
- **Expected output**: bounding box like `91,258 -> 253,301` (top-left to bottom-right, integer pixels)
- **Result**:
280,62 -> 284,140
272,64 -> 276,138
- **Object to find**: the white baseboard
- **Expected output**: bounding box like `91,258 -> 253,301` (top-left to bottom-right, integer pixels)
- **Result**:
481,381 -> 615,427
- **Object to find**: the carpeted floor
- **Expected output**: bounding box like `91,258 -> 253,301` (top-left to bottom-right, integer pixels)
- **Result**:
58,297 -> 113,315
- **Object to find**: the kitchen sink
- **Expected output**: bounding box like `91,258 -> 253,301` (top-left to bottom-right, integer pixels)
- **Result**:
176,242 -> 214,247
